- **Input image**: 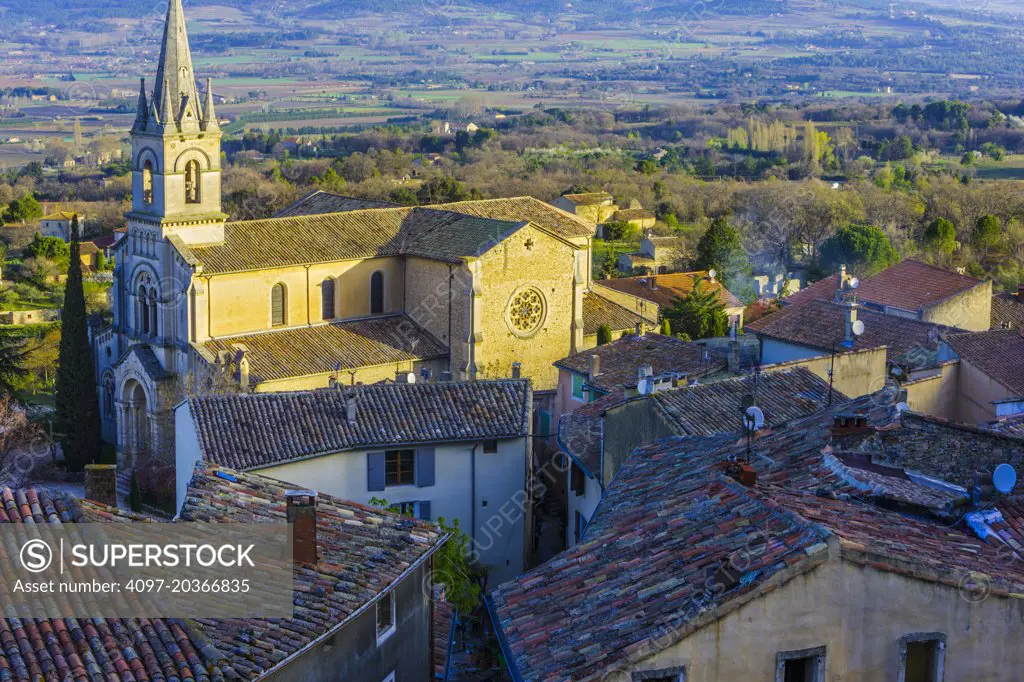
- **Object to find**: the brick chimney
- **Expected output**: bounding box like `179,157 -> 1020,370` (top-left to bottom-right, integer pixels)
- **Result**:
286,490 -> 318,565
84,464 -> 118,507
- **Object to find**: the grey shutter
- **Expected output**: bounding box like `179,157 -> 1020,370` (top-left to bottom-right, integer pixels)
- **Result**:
271,284 -> 285,326
321,279 -> 335,320
416,448 -> 435,488
367,452 -> 386,491
418,501 -> 431,521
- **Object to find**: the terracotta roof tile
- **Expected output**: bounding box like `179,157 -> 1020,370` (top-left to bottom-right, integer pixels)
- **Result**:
202,315 -> 447,384
597,272 -> 744,311
991,293 -> 1024,331
945,328 -> 1024,395
186,379 -> 531,470
581,292 -> 647,336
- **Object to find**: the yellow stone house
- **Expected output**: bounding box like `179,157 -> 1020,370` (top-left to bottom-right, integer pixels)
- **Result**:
94,0 -> 646,462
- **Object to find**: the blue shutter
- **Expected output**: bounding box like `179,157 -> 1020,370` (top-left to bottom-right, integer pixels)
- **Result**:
418,501 -> 431,521
416,448 -> 435,488
367,452 -> 386,491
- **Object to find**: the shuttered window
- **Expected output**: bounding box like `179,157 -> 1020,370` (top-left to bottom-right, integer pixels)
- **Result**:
321,278 -> 335,320
385,450 -> 416,486
271,284 -> 286,326
370,271 -> 385,314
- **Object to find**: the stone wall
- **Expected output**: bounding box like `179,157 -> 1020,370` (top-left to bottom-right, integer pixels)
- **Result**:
878,413 -> 1024,488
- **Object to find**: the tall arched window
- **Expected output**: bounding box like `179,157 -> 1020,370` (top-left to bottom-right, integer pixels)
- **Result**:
142,160 -> 154,204
149,289 -> 159,338
370,271 -> 385,315
271,284 -> 286,327
138,285 -> 150,335
102,375 -> 115,419
321,278 -> 335,320
184,159 -> 201,204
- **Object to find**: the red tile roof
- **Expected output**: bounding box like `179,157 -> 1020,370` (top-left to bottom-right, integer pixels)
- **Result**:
945,328 -> 1024,396
597,272 -> 744,311
786,261 -> 984,313
991,292 -> 1024,330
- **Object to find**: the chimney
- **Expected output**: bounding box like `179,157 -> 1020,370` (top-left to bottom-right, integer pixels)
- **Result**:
843,303 -> 859,348
726,462 -> 757,487
638,364 -> 654,382
285,490 -> 318,565
441,370 -> 453,382
511,362 -> 522,379
835,264 -> 848,302
728,340 -> 741,374
587,354 -> 601,380
346,395 -> 357,424
635,322 -> 645,337
830,414 -> 872,449
395,371 -> 416,384
84,464 -> 118,507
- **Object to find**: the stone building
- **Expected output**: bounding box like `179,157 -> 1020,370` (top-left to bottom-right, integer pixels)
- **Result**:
93,0 -> 643,465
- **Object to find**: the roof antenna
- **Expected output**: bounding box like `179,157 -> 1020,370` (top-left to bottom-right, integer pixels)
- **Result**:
743,405 -> 765,464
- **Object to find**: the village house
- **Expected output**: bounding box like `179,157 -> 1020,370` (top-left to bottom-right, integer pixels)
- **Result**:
560,366 -> 845,547
91,0 -> 646,466
611,207 -> 656,232
785,260 -> 992,332
0,462 -> 453,681
550,191 -> 618,226
175,379 -> 533,583
991,286 -> 1024,330
599,271 -> 746,328
39,210 -> 85,240
941,328 -> 1024,424
617,233 -> 683,275
489,390 -> 1024,681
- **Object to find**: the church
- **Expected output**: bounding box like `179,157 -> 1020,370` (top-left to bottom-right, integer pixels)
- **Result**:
94,0 -> 650,462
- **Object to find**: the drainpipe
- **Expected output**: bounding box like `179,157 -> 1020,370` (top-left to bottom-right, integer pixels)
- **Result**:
471,443 -> 479,550
448,264 -> 454,375
304,265 -> 311,326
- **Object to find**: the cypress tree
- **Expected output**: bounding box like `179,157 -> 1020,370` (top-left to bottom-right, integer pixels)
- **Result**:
55,215 -> 102,470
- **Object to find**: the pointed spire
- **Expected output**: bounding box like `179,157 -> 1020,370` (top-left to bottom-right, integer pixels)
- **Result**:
152,0 -> 200,128
159,78 -> 175,131
133,78 -> 148,131
202,78 -> 219,131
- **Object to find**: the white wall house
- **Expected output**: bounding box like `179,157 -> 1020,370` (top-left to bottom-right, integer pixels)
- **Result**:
175,379 -> 533,585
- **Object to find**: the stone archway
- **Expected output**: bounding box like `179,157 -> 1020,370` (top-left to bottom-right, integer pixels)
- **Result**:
119,378 -> 152,464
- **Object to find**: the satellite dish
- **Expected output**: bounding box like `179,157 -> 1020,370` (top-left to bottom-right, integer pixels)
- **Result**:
851,320 -> 865,336
994,464 -> 1017,495
744,406 -> 765,431
708,269 -> 717,280
891,366 -> 903,378
896,402 -> 911,413
848,277 -> 859,289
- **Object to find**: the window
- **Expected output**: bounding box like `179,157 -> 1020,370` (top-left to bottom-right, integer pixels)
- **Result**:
138,285 -> 150,336
571,373 -> 586,401
142,160 -> 153,204
271,284 -> 286,327
370,271 -> 385,314
571,462 -> 586,496
385,450 -> 415,487
184,159 -> 201,204
776,647 -> 826,682
483,440 -> 498,454
633,667 -> 686,682
394,501 -> 431,520
375,591 -> 396,645
898,633 -> 945,682
321,278 -> 335,320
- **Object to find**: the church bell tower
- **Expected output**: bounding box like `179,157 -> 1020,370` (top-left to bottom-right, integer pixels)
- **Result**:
127,0 -> 225,246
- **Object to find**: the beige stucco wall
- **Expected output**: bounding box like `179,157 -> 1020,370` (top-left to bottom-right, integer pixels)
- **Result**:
903,361 -> 960,420
629,556 -> 1024,682
762,346 -> 888,400
953,357 -> 1010,425
920,280 -> 992,332
200,257 -> 405,339
474,226 -> 579,391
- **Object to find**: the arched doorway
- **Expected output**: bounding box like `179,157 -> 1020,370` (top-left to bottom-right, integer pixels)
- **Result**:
120,379 -> 151,462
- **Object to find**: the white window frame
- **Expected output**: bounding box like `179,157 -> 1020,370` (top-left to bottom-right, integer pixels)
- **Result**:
775,646 -> 826,682
897,632 -> 946,682
375,591 -> 397,646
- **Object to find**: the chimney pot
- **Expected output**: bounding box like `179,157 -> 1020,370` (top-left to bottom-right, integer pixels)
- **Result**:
84,464 -> 118,508
286,490 -> 318,565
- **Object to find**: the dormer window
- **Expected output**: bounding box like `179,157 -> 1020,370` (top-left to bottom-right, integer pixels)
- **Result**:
142,160 -> 154,204
184,159 -> 201,204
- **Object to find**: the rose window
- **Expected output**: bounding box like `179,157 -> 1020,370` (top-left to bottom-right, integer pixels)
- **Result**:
508,288 -> 546,336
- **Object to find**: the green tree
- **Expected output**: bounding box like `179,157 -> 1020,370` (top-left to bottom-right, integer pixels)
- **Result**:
596,323 -> 613,345
817,224 -> 900,277
0,328 -> 32,393
922,218 -> 957,255
54,216 -> 102,471
974,214 -> 1001,250
4,193 -> 44,224
600,248 -> 618,279
664,280 -> 728,340
601,220 -> 632,241
26,234 -> 71,267
660,318 -> 671,336
692,216 -> 749,283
